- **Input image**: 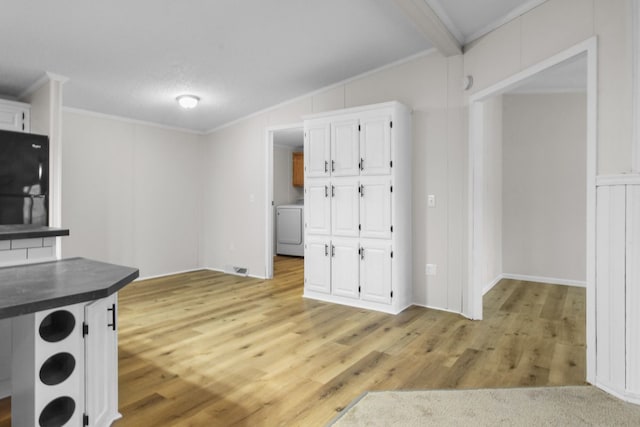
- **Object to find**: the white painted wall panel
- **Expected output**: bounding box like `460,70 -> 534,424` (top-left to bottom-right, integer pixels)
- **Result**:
595,185 -> 627,390
482,96 -> 503,289
520,0 -> 594,68
62,111 -> 201,278
594,0 -> 634,175
502,93 -> 587,282
463,19 -> 522,98
464,0 -> 632,174
627,185 -> 640,395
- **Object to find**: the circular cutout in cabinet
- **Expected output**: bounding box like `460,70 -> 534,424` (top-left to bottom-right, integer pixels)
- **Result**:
38,396 -> 75,427
39,353 -> 76,386
39,311 -> 76,343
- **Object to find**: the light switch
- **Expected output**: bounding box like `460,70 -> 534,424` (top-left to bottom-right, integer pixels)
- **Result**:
426,264 -> 437,276
427,195 -> 436,208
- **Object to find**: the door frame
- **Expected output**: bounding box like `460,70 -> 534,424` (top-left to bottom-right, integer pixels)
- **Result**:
466,37 -> 597,382
264,122 -> 304,279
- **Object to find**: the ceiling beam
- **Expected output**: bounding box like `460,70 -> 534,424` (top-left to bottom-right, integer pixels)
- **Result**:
393,0 -> 462,57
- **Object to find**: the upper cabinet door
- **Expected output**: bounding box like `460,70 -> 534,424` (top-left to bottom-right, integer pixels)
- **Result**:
0,102 -> 29,132
360,116 -> 391,176
360,177 -> 392,239
331,179 -> 360,237
331,119 -> 360,177
305,123 -> 331,178
305,179 -> 331,235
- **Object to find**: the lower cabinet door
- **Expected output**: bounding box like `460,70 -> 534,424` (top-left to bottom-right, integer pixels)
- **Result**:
331,238 -> 360,299
360,241 -> 392,304
305,237 -> 331,294
84,293 -> 119,426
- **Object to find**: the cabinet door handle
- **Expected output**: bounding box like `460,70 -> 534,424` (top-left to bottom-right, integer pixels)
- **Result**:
331,185 -> 335,197
325,185 -> 329,198
360,184 -> 364,197
331,160 -> 335,172
360,158 -> 364,171
331,245 -> 335,257
107,303 -> 116,331
325,160 -> 328,173
325,244 -> 329,256
360,247 -> 365,260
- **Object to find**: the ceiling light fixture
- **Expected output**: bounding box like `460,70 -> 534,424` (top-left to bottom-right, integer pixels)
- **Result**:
177,95 -> 199,109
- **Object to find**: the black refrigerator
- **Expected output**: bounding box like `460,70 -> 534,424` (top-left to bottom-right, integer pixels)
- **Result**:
0,129 -> 49,225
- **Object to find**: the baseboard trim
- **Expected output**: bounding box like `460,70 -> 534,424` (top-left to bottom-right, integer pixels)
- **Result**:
412,303 -> 466,316
0,379 -> 10,399
201,267 -> 266,280
136,267 -> 205,281
482,274 -> 504,295
595,380 -> 640,405
501,273 -> 586,288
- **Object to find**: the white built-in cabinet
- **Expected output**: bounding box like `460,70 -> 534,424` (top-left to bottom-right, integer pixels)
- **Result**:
0,99 -> 30,132
303,101 -> 412,314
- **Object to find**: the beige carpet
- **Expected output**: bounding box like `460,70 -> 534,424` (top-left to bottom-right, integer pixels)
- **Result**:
329,386 -> 640,426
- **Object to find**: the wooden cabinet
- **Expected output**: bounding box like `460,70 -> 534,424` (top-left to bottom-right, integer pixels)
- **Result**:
292,152 -> 304,187
303,101 -> 412,314
0,99 -> 30,132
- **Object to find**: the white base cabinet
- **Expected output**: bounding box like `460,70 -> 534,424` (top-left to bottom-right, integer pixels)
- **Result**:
12,294 -> 120,427
303,101 -> 412,314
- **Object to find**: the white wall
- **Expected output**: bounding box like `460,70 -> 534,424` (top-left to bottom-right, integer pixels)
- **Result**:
502,93 -> 587,282
481,96 -> 503,290
61,111 -> 202,278
200,52 -> 467,311
464,0 -> 633,175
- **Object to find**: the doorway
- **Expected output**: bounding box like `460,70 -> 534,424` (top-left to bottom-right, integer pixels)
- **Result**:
467,38 -> 597,382
265,123 -> 304,279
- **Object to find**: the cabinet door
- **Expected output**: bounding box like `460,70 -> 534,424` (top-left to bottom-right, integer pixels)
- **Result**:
331,238 -> 360,299
305,180 -> 331,235
0,102 -> 29,132
292,152 -> 304,187
360,116 -> 391,176
305,237 -> 331,294
305,122 -> 330,178
360,241 -> 392,304
360,177 -> 392,239
331,119 -> 360,177
85,293 -> 119,427
331,180 -> 360,237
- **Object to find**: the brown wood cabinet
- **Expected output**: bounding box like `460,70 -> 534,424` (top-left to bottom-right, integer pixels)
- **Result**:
292,152 -> 304,187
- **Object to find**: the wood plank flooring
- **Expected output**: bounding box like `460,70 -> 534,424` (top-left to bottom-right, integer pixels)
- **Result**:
0,256 -> 586,426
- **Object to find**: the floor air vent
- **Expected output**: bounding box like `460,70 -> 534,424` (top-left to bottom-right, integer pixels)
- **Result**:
224,265 -> 249,277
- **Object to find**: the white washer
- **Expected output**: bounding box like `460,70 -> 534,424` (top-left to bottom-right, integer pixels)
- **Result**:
276,203 -> 304,256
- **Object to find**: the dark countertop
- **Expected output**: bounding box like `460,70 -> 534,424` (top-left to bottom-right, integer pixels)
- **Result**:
0,225 -> 70,241
0,257 -> 139,319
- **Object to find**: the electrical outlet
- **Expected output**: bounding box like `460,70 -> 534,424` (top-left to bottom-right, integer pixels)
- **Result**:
426,264 -> 437,276
427,194 -> 436,208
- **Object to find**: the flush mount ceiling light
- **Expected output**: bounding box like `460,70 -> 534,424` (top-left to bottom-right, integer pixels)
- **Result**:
177,95 -> 199,109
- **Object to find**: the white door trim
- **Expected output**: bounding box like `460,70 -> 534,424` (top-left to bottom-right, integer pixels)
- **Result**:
264,122 -> 304,279
466,37 -> 597,383
633,0 -> 640,173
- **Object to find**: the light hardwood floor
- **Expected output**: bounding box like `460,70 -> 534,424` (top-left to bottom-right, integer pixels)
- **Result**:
0,256 -> 586,426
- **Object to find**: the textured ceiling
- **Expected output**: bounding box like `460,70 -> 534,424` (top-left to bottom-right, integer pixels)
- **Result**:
0,1 -> 543,133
